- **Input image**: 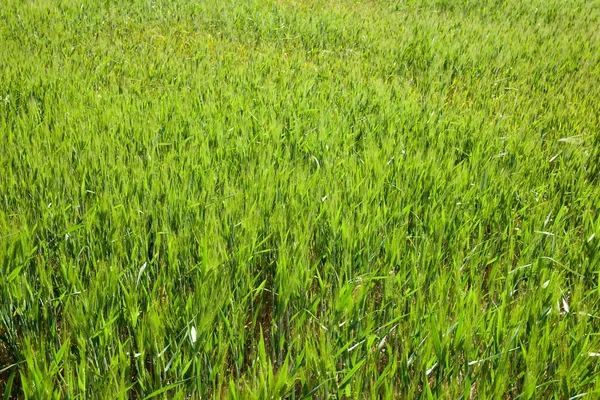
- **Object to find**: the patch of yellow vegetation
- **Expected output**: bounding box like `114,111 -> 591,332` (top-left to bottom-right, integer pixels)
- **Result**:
275,0 -> 380,16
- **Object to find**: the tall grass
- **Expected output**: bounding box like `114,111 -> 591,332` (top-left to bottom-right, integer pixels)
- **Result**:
1,0 -> 600,397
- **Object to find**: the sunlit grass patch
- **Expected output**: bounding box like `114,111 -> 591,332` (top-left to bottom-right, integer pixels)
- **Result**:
1,0 -> 600,397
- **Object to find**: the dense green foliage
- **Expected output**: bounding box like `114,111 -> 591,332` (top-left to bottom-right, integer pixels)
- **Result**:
1,0 -> 600,397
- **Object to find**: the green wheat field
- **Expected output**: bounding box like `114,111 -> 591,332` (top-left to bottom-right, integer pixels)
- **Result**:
1,0 -> 600,398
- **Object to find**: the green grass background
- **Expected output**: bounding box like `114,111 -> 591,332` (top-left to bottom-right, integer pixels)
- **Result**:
1,0 -> 600,397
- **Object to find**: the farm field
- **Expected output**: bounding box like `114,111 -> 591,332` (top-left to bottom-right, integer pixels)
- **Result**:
1,0 -> 600,397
